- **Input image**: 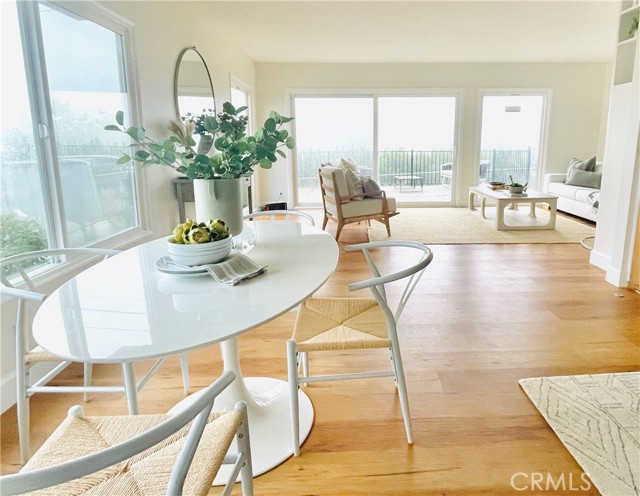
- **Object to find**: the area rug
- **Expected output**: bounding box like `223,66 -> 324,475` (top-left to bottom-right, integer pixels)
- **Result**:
519,372 -> 640,496
368,207 -> 595,244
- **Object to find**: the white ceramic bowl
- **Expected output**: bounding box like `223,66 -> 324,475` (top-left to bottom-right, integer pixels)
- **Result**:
167,236 -> 232,266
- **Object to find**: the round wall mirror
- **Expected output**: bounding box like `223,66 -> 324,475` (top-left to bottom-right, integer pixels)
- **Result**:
173,47 -> 215,119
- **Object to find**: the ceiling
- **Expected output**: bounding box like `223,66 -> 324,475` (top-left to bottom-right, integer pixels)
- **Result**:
200,1 -> 620,64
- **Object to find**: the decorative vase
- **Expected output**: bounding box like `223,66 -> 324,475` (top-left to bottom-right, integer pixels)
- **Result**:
193,178 -> 243,235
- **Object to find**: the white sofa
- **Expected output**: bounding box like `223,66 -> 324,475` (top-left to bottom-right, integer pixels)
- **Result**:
543,162 -> 602,222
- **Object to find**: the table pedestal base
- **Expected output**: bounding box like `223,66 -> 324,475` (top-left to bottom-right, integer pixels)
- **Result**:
213,376 -> 313,484
170,337 -> 314,484
169,376 -> 313,485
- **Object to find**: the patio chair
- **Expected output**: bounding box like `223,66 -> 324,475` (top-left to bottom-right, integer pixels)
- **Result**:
286,240 -> 433,455
440,162 -> 452,185
319,166 -> 398,240
0,248 -> 190,464
0,371 -> 253,496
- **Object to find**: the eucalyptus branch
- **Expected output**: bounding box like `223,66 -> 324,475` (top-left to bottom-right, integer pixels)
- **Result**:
105,104 -> 295,180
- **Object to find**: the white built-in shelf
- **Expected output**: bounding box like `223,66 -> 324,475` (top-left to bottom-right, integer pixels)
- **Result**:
614,2 -> 639,86
614,41 -> 637,85
619,6 -> 639,43
618,36 -> 638,47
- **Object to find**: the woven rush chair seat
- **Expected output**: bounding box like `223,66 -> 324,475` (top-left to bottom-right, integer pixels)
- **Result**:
293,297 -> 390,352
20,411 -> 242,496
0,371 -> 253,496
24,346 -> 58,364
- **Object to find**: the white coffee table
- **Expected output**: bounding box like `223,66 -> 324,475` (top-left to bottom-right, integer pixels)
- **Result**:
468,186 -> 558,231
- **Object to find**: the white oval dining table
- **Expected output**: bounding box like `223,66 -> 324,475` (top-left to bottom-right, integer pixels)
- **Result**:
32,220 -> 339,480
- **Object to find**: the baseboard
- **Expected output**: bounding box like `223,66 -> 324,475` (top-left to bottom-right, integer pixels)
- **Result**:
589,249 -> 610,271
605,267 -> 626,288
589,250 -> 628,287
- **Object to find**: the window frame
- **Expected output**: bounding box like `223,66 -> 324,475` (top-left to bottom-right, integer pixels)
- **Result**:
12,0 -> 151,256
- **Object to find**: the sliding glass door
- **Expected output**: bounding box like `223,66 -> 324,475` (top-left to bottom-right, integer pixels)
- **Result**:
378,96 -> 457,203
292,94 -> 459,206
293,97 -> 373,204
479,94 -> 547,188
1,0 -> 139,262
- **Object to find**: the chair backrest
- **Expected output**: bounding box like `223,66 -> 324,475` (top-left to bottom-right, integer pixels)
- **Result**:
345,241 -> 433,324
479,161 -> 489,178
244,210 -> 315,225
1,248 -> 121,292
319,167 -> 350,219
1,248 -> 121,367
0,371 -> 237,496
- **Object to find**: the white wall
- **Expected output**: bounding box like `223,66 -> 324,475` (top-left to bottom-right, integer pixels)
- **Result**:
254,62 -> 610,207
1,0 -> 255,413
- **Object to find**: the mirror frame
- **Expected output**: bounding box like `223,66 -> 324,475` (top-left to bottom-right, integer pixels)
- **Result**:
173,46 -> 216,120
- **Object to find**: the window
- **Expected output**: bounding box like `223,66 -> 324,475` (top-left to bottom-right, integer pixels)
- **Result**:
230,76 -> 254,211
0,0 -> 141,263
294,97 -> 373,204
230,75 -> 253,133
479,93 -> 548,188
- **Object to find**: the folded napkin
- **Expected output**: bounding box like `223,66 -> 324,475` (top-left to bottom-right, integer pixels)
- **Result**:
159,253 -> 267,285
204,254 -> 267,285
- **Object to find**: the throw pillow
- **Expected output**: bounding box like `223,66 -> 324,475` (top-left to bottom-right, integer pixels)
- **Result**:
339,158 -> 360,175
565,156 -> 596,182
344,168 -> 364,200
565,168 -> 602,189
361,176 -> 384,199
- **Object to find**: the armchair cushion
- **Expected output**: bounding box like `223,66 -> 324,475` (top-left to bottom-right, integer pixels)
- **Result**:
341,197 -> 397,217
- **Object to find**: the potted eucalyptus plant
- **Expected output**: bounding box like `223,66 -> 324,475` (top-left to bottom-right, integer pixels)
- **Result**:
105,102 -> 295,234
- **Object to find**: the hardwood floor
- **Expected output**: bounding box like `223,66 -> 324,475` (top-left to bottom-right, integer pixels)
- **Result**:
2,213 -> 639,495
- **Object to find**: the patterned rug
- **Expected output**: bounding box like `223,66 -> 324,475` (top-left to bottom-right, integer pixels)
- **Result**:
368,207 -> 596,244
519,372 -> 640,495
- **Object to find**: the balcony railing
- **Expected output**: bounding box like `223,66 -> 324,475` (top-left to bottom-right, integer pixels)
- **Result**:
296,148 -> 532,188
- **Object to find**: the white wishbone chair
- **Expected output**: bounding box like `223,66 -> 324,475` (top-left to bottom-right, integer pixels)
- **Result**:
287,240 -> 433,455
0,248 -> 190,464
0,370 -> 253,496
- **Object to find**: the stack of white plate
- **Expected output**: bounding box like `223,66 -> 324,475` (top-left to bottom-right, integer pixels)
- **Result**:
166,236 -> 232,266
